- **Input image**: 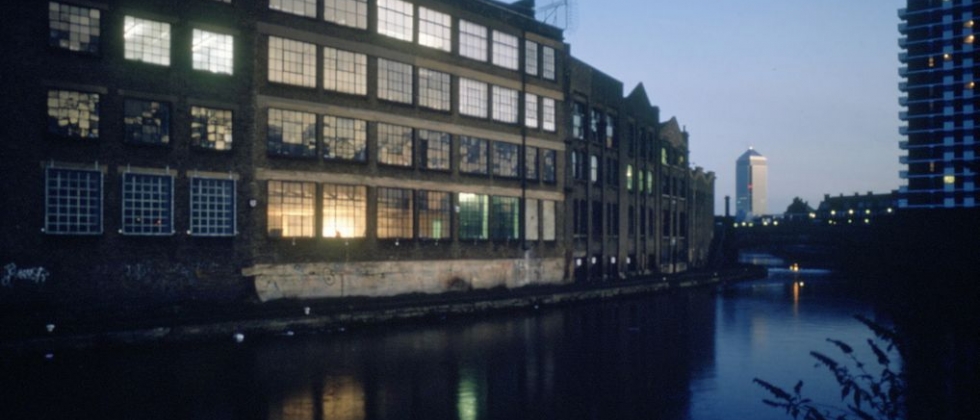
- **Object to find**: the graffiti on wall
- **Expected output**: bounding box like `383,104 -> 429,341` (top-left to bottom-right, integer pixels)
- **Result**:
1,263 -> 50,287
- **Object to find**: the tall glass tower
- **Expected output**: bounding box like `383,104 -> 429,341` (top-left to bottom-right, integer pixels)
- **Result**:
899,0 -> 979,208
736,148 -> 767,221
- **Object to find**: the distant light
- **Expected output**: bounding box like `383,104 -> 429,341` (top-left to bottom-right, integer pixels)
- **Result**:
809,212 -> 816,219
944,175 -> 956,184
773,221 -> 779,226
865,209 -> 871,215
864,218 -> 871,224
966,34 -> 975,44
848,209 -> 854,215
830,210 -> 836,216
966,20 -> 975,28
887,208 -> 893,213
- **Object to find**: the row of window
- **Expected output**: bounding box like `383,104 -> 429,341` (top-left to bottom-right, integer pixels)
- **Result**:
266,107 -> 557,181
43,167 -> 236,236
267,180 -> 557,241
572,102 -> 617,147
47,89 -> 234,150
570,199 -> 688,238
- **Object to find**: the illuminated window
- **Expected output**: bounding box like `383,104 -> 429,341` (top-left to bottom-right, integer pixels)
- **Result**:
525,40 -> 538,75
929,56 -> 935,67
626,164 -> 634,191
944,175 -> 956,184
589,154 -> 599,183
967,20 -> 976,28
572,102 -> 586,139
267,108 -> 316,157
190,106 -> 233,150
322,183 -> 366,238
44,167 -> 102,235
460,136 -> 488,175
542,46 -> 555,80
377,0 -> 413,42
268,36 -> 316,87
967,34 -> 975,44
459,20 -> 487,61
944,53 -> 952,60
323,46 -> 367,95
492,86 -> 519,123
525,94 -> 539,128
267,180 -> 315,238
49,2 -> 100,54
377,187 -> 413,239
459,78 -> 488,118
47,89 -> 99,139
418,68 -> 451,111
325,0 -> 367,29
590,109 -> 601,141
123,99 -> 170,145
418,7 -> 450,51
323,115 -> 366,161
419,129 -> 450,170
121,172 -> 174,236
647,170 -> 654,195
490,196 -> 520,240
190,177 -> 236,237
124,16 -> 170,66
542,97 -> 556,132
542,149 -> 556,183
377,123 -> 413,166
459,193 -> 488,240
377,58 -> 413,104
419,190 -> 450,239
492,30 -> 519,70
492,141 -> 520,178
968,81 -> 976,90
525,146 -> 539,180
192,29 -> 233,74
270,0 -> 316,17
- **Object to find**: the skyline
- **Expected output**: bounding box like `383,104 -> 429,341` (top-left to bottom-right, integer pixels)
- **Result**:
548,0 -> 905,214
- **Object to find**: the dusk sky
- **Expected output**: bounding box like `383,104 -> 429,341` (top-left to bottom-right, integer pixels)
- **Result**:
529,0 -> 905,214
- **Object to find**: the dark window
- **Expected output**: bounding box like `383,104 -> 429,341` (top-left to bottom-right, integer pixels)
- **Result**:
591,201 -> 602,236
123,99 -> 170,145
492,142 -> 520,178
459,193 -> 488,239
460,136 -> 488,175
490,196 -> 519,240
419,129 -> 451,170
542,149 -> 556,183
525,146 -> 539,180
419,190 -> 451,239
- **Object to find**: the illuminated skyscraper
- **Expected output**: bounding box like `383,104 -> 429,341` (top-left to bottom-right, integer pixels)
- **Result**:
736,148 -> 767,221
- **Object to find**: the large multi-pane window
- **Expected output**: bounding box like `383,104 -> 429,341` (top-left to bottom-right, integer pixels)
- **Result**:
542,149 -> 557,182
268,36 -> 316,87
47,89 -> 99,139
459,20 -> 487,61
525,146 -> 538,180
526,198 -> 539,241
123,99 -> 170,145
490,196 -> 519,240
524,40 -> 538,76
492,30 -> 519,70
525,94 -> 538,128
121,172 -> 174,236
123,16 -> 170,66
323,115 -> 366,161
419,190 -> 450,239
49,2 -> 100,54
542,200 -> 556,241
418,7 -> 451,51
190,106 -> 233,150
322,183 -> 366,238
190,177 -> 236,237
192,29 -> 233,74
44,167 -> 102,235
378,58 -> 413,104
377,123 -> 413,166
418,68 -> 451,111
459,136 -> 488,175
419,129 -> 450,170
492,141 -> 520,178
459,193 -> 488,240
267,108 -> 316,157
459,78 -> 488,118
323,47 -> 367,95
377,0 -> 413,42
325,0 -> 367,29
542,46 -> 556,80
542,97 -> 556,132
377,187 -> 413,239
270,0 -> 316,18
492,86 -> 518,123
267,180 -> 315,238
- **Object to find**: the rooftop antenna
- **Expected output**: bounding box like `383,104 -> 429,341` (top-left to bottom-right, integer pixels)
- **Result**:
536,0 -> 578,32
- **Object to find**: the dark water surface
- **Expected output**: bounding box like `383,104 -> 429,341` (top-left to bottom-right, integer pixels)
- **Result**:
2,257 -> 888,420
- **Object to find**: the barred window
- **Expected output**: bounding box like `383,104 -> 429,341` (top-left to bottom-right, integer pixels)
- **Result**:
267,180 -> 315,238
419,129 -> 450,170
459,78 -> 487,118
459,136 -> 488,175
378,58 -> 413,104
124,16 -> 170,66
525,146 -> 538,180
542,97 -> 556,132
377,187 -> 413,239
542,200 -> 556,241
322,183 -> 366,238
267,108 -> 316,158
525,94 -> 538,128
491,30 -> 519,70
490,196 -> 519,240
542,149 -> 557,183
418,7 -> 451,51
49,2 -> 100,54
492,141 -> 519,178
377,0 -> 413,42
268,36 -> 316,88
418,68 -> 451,111
524,40 -> 538,76
377,123 -> 413,166
418,190 -> 450,239
325,0 -> 367,29
542,46 -> 555,80
47,89 -> 99,139
491,86 -> 518,124
192,29 -> 233,75
323,46 -> 367,95
190,177 -> 236,237
123,99 -> 170,145
323,115 -> 366,161
459,193 -> 488,240
121,172 -> 174,236
459,20 -> 487,61
525,198 -> 539,241
190,106 -> 233,150
44,167 -> 102,235
269,0 -> 316,18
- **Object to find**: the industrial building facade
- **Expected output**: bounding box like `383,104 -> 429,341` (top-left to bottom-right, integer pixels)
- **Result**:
1,0 -> 714,306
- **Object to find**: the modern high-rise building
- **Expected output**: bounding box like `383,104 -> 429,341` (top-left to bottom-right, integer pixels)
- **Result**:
735,148 -> 767,221
898,0 -> 979,208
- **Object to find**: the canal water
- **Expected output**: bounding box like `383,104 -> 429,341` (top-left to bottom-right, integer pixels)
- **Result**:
2,255 -> 892,420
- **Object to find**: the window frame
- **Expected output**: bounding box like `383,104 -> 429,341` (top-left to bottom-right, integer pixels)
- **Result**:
267,180 -> 316,238
190,106 -> 233,151
321,183 -> 367,238
123,16 -> 171,66
459,20 -> 488,62
189,177 -> 237,237
324,0 -> 368,29
267,108 -> 317,158
418,6 -> 451,52
49,2 -> 101,55
323,46 -> 368,95
120,171 -> 175,236
268,36 -> 317,88
47,89 -> 100,140
377,58 -> 414,104
377,0 -> 414,42
377,187 -> 414,239
43,167 -> 103,235
322,115 -> 367,162
192,28 -> 234,75
123,98 -> 171,146
491,30 -> 519,70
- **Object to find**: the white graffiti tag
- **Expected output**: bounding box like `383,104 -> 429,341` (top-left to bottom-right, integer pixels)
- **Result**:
2,263 -> 50,287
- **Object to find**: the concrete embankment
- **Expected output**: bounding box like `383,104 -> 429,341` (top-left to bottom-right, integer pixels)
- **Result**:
1,266 -> 765,352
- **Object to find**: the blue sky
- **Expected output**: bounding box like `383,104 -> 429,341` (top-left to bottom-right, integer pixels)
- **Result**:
532,0 -> 905,214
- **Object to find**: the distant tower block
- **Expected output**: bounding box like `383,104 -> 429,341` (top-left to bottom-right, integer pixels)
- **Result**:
736,148 -> 767,221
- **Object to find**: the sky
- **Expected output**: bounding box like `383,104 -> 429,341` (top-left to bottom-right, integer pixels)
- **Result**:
524,0 -> 905,215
